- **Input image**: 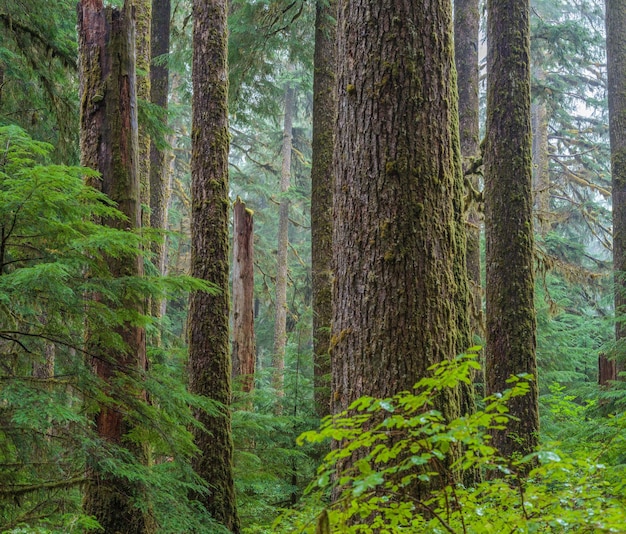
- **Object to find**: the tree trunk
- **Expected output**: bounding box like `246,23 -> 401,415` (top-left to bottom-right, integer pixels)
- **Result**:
77,2 -> 151,531
606,0 -> 626,374
149,0 -> 171,291
187,0 -> 239,530
484,0 -> 539,460
532,97 -> 551,236
454,0 -> 483,343
272,83 -> 294,407
332,0 -> 470,479
232,197 -> 256,393
311,0 -> 336,419
131,0 -> 151,227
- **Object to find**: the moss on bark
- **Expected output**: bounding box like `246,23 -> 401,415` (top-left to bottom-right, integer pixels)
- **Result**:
484,0 -> 539,460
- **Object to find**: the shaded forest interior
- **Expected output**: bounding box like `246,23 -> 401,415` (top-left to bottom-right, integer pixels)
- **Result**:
2,0 -> 626,532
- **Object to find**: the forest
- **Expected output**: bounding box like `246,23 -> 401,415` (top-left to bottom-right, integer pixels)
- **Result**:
1,0 -> 626,532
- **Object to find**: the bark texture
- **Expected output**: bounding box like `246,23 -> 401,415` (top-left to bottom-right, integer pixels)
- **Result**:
187,0 -> 239,530
131,0 -> 152,227
455,0 -> 483,343
149,0 -> 171,287
606,0 -> 626,371
232,198 -> 256,393
272,84 -> 294,406
532,98 -> 551,236
78,2 -> 150,531
332,0 -> 469,427
484,0 -> 539,459
311,0 -> 336,418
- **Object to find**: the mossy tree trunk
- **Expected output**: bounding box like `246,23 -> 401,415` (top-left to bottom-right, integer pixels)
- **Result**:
149,0 -> 171,295
454,0 -> 483,344
232,197 -> 256,393
311,0 -> 336,419
77,2 -> 152,531
187,0 -> 240,530
484,0 -> 539,459
131,0 -> 151,227
332,0 -> 471,480
272,83 -> 294,410
606,0 -> 626,376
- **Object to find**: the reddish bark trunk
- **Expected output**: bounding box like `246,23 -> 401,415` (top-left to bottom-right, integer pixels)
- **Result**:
232,198 -> 256,393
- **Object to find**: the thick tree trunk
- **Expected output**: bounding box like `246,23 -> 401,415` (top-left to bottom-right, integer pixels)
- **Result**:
454,0 -> 483,343
272,84 -> 294,407
606,0 -> 626,374
232,198 -> 256,393
78,2 -> 151,532
484,0 -> 539,459
149,0 -> 171,290
311,0 -> 336,419
332,0 -> 470,480
187,0 -> 239,530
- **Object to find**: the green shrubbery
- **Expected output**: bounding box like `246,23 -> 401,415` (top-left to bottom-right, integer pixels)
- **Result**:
270,353 -> 626,533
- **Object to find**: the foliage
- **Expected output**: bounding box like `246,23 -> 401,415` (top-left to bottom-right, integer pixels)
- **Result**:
0,125 -> 220,532
277,355 -> 626,533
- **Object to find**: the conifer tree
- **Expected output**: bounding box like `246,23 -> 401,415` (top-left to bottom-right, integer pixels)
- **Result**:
606,0 -> 626,376
77,1 -> 153,530
484,0 -> 539,459
311,0 -> 336,418
187,0 -> 240,530
331,0 -> 471,488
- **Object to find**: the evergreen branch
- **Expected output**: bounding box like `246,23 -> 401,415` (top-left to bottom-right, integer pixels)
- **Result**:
0,477 -> 87,497
0,13 -> 77,69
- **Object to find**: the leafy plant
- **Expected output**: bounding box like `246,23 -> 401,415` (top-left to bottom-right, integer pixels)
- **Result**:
277,354 -> 626,533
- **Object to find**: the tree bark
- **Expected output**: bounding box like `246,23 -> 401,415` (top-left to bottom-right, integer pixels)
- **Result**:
532,97 -> 551,236
78,2 -> 151,531
187,0 -> 239,530
149,0 -> 171,292
332,0 -> 470,477
484,0 -> 539,459
232,197 -> 256,393
272,83 -> 294,407
131,0 -> 152,227
606,0 -> 626,374
455,0 -> 483,344
311,0 -> 336,419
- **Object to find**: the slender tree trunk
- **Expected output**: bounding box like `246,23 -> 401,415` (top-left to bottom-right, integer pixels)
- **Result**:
187,0 -> 239,530
532,97 -> 551,236
232,197 -> 256,393
78,2 -> 151,531
272,83 -> 294,407
332,0 -> 470,485
131,0 -> 151,227
149,0 -> 171,292
454,0 -> 483,344
606,0 -> 626,376
484,0 -> 539,459
311,0 -> 336,419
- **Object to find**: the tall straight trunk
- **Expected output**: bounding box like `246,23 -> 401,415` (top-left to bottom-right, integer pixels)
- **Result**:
187,0 -> 239,530
78,2 -> 151,531
532,97 -> 551,236
272,84 -> 294,405
232,197 -> 256,393
606,0 -> 626,376
332,0 -> 471,479
484,0 -> 539,459
131,0 -> 151,227
149,0 -> 171,291
454,0 -> 483,343
311,0 -> 336,418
